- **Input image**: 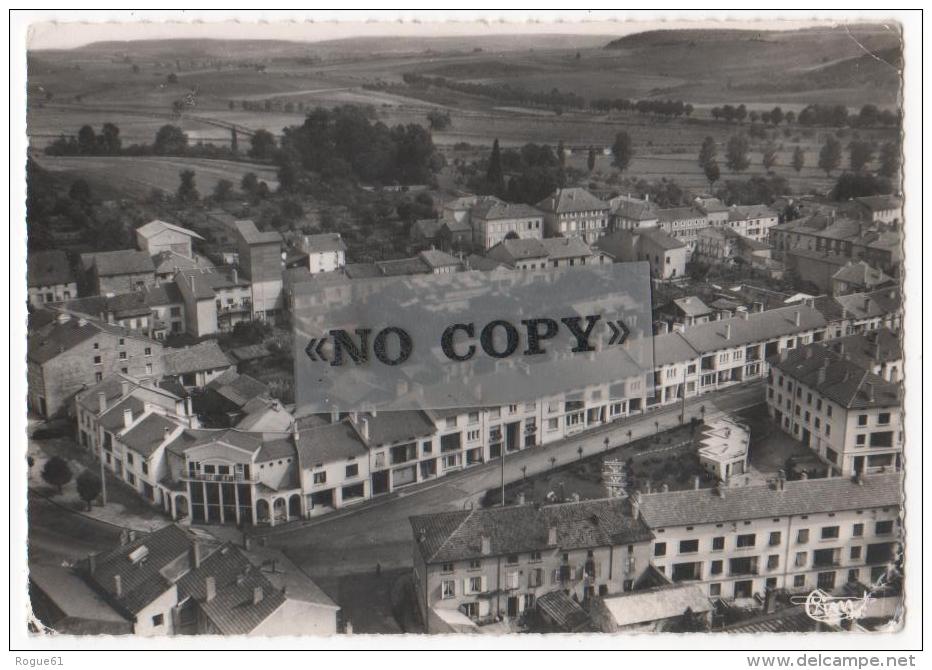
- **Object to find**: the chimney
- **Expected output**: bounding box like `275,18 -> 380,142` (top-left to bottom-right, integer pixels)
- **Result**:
629,491 -> 641,519
121,379 -> 130,397
863,297 -> 871,312
243,535 -> 252,551
865,382 -> 875,402
232,267 -> 238,284
123,407 -> 134,429
817,359 -> 829,384
113,574 -> 123,597
330,408 -> 339,424
547,526 -> 558,546
205,576 -> 216,603
127,530 -> 136,543
724,323 -> 732,340
694,475 -> 701,490
715,485 -> 726,499
253,586 -> 264,605
191,542 -> 202,569
359,417 -> 370,442
97,391 -> 107,413
185,397 -> 193,417
88,553 -> 96,573
794,310 -> 801,327
480,534 -> 492,555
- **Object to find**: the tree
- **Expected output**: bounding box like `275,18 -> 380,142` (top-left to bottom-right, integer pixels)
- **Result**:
792,146 -> 805,173
230,128 -> 238,154
831,172 -> 893,201
770,106 -> 784,126
176,169 -> 199,203
41,456 -> 72,494
69,179 -> 92,205
486,138 -> 504,192
212,178 -> 233,201
557,140 -> 566,170
76,470 -> 101,511
249,129 -> 277,160
878,141 -> 900,179
698,136 -> 717,169
99,123 -> 121,154
240,172 -> 259,194
166,72 -> 178,84
77,125 -> 97,154
848,140 -> 874,172
587,146 -> 596,172
153,124 -> 188,155
611,131 -> 633,172
704,160 -> 721,189
762,142 -> 778,172
426,110 -> 451,131
818,136 -> 842,176
725,134 -> 750,173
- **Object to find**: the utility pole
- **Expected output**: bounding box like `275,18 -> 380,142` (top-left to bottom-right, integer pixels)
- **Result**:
99,440 -> 108,505
500,446 -> 506,507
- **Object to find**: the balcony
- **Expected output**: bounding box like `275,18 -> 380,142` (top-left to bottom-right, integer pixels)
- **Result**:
185,471 -> 258,483
218,300 -> 252,314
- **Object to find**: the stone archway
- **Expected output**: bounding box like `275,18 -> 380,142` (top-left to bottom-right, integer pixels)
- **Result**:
273,497 -> 287,522
256,498 -> 270,524
288,494 -> 302,519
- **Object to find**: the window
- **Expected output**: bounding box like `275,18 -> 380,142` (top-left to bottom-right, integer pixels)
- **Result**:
345,463 -> 358,478
144,347 -> 151,356
506,554 -> 519,565
850,546 -> 862,560
313,471 -> 326,485
468,412 -> 480,424
469,559 -> 481,570
468,576 -> 483,593
422,441 -> 432,455
767,555 -> 779,570
710,560 -> 723,575
141,462 -> 148,475
93,342 -> 99,350
853,523 -> 864,537
827,405 -> 833,417
821,526 -> 840,540
795,552 -> 807,567
712,536 -> 725,551
151,614 -> 164,627
93,356 -> 102,365
797,529 -> 810,544
858,414 -> 868,427
769,531 -> 781,546
794,575 -> 806,588
529,551 -> 541,562
736,534 -> 756,548
441,580 -> 455,599
679,539 -> 699,554
654,542 -> 667,557
441,562 -> 454,574
119,338 -> 125,346
126,453 -> 134,466
875,520 -> 894,535
878,413 -> 891,425
709,583 -> 722,597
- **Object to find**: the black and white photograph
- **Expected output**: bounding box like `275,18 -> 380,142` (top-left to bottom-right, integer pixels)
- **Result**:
9,8 -> 923,660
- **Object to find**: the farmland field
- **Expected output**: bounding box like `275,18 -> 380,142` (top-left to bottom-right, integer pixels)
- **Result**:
33,155 -> 279,198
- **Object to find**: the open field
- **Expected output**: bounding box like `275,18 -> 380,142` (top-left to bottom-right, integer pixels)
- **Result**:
34,154 -> 279,198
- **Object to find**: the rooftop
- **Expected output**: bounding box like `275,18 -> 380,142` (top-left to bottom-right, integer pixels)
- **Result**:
602,583 -> 711,627
295,420 -> 368,467
163,341 -> 232,376
301,233 -> 347,254
81,249 -> 155,277
536,187 -> 609,214
136,219 -> 204,241
636,472 -> 901,529
672,296 -> 712,317
120,413 -> 180,458
410,497 -> 653,564
28,250 -> 75,288
678,305 -> 826,354
234,219 -> 283,246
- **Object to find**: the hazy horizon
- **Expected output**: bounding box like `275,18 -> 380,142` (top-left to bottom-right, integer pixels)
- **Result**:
26,17 -> 854,51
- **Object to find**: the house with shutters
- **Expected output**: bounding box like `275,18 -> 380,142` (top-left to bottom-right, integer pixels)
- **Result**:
409,497 -> 653,631
28,250 -> 77,307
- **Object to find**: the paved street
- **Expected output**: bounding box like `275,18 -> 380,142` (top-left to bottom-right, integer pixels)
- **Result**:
266,382 -> 765,578
27,492 -> 124,567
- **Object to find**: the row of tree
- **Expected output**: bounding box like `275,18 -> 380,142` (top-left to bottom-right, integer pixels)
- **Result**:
399,72 -> 586,110
44,123 -> 122,156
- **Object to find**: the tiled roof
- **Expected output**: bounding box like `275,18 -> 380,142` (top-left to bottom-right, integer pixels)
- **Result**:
206,371 -> 270,408
295,420 -> 367,466
234,220 -> 282,246
152,250 -> 214,275
833,287 -> 902,321
255,435 -> 297,463
825,328 -> 901,368
603,583 -> 711,627
410,498 -> 653,563
638,227 -> 686,250
163,341 -> 232,376
678,305 -> 826,354
725,607 -> 818,633
28,250 -> 75,287
465,254 -> 506,272
831,261 -> 892,287
854,195 -> 903,213
84,524 -> 195,615
609,195 -> 658,221
472,200 -> 543,221
537,590 -> 596,632
537,188 -> 608,214
694,197 -> 729,214
359,410 -> 436,447
82,249 -> 155,277
538,237 -> 594,260
657,206 -> 705,223
772,343 -> 901,410
27,318 -> 98,364
302,233 -> 347,254
165,428 -> 264,458
176,543 -> 285,635
99,396 -> 146,433
136,219 -> 204,241
636,472 -> 901,529
651,332 -> 698,367
343,263 -> 382,279
377,257 -> 431,276
672,296 -> 712,317
729,204 -> 778,221
120,413 -> 179,458
487,238 -> 548,263
419,249 -> 462,269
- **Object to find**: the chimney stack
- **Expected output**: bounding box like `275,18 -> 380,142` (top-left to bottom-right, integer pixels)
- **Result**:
629,490 -> 641,519
191,542 -> 202,569
253,586 -> 264,605
127,530 -> 136,543
121,380 -> 130,397
480,534 -> 492,555
231,267 -> 238,284
123,407 -> 134,429
865,382 -> 875,402
694,475 -> 701,490
205,576 -> 216,603
794,310 -> 801,327
113,574 -> 122,597
724,323 -> 732,340
88,553 -> 96,574
98,391 -> 107,413
547,526 -> 558,546
360,417 -> 370,442
330,408 -> 339,424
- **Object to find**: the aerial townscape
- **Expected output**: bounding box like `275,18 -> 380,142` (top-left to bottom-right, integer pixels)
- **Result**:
23,19 -> 906,640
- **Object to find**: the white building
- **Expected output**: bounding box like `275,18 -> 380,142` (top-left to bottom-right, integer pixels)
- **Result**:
297,233 -> 347,274
697,417 -> 750,482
